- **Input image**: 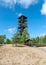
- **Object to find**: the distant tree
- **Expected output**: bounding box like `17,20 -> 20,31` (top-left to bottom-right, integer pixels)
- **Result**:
39,37 -> 43,44
5,38 -> 11,44
31,38 -> 36,44
36,37 -> 39,44
0,35 -> 6,44
12,32 -> 21,44
31,35 -> 46,44
43,35 -> 46,44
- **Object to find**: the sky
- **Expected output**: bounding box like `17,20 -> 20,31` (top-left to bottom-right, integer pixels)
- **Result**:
0,0 -> 46,39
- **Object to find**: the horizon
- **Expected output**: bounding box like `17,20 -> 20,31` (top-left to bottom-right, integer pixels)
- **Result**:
0,0 -> 46,39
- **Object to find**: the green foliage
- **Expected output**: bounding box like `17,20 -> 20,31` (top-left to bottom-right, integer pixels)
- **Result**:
32,35 -> 46,44
35,37 -> 39,43
20,28 -> 30,43
12,28 -> 30,44
5,38 -> 11,44
43,35 -> 46,43
31,38 -> 36,44
0,35 -> 6,44
12,32 -> 21,44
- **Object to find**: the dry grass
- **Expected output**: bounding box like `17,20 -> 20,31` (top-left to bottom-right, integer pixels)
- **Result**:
0,44 -> 46,65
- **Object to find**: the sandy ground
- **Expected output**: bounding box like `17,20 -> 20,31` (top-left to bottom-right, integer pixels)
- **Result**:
0,44 -> 46,65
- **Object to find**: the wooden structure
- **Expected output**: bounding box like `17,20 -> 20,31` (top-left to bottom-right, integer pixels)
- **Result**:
18,15 -> 32,45
25,39 -> 33,46
18,15 -> 27,36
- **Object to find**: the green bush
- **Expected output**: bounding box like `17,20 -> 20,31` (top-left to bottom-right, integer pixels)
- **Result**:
5,38 -> 11,44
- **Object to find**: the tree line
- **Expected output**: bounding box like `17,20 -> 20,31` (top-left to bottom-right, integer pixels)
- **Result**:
0,28 -> 29,44
0,35 -> 11,44
0,29 -> 46,44
31,35 -> 46,44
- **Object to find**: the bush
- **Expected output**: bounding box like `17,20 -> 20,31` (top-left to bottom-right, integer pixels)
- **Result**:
5,38 -> 11,44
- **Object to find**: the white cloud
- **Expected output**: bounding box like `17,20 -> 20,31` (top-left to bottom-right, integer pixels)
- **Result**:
18,13 -> 22,17
0,0 -> 16,8
16,12 -> 22,17
41,0 -> 46,15
39,33 -> 46,37
0,0 -> 38,9
16,12 -> 23,17
17,0 -> 38,8
7,27 -> 16,33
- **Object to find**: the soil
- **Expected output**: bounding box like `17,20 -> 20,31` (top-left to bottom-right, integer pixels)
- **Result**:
0,44 -> 46,65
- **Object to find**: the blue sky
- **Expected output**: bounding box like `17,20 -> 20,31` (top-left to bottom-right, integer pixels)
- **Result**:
0,0 -> 46,39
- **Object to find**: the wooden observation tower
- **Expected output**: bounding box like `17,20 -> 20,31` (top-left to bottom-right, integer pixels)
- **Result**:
18,15 -> 27,36
18,15 -> 32,45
